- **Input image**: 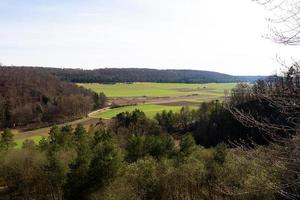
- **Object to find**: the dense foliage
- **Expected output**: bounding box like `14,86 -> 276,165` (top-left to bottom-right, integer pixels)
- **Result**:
0,124 -> 280,200
0,67 -> 107,130
3,66 -> 264,83
155,103 -> 266,147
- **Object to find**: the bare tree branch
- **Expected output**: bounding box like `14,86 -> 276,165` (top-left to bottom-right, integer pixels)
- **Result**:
255,0 -> 300,45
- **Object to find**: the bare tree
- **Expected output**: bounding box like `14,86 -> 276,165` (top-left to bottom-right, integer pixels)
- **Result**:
228,63 -> 300,199
255,0 -> 300,45
215,1 -> 300,198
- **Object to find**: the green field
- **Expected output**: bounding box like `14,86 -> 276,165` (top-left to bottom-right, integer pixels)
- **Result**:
91,104 -> 197,119
82,82 -> 235,119
78,82 -> 235,97
15,136 -> 43,148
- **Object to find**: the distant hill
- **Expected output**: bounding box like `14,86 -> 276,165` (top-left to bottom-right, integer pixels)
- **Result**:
10,67 -> 265,83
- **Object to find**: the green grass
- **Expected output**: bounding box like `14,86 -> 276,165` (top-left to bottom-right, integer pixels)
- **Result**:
91,104 -> 198,119
15,136 -> 43,149
78,82 -> 236,97
81,82 -> 233,119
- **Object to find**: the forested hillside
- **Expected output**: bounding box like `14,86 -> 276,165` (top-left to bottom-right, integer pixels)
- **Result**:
0,67 -> 106,129
4,66 -> 264,83
48,68 -> 239,83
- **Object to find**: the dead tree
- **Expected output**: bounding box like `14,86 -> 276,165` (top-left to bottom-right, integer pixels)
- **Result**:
255,0 -> 300,45
229,64 -> 300,199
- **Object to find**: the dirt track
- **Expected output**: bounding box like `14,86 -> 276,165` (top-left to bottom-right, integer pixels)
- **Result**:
13,108 -> 110,141
12,96 -> 195,140
110,94 -> 211,105
13,94 -> 224,141
156,101 -> 201,106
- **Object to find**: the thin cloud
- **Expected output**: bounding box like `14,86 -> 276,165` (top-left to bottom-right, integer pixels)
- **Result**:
0,0 -> 299,75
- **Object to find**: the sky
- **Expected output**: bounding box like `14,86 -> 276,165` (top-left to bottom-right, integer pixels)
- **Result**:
0,0 -> 299,75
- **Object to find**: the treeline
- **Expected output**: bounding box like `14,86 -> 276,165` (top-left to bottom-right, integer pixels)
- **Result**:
0,67 -> 107,130
3,66 -> 264,83
48,68 -> 238,83
112,103 -> 261,147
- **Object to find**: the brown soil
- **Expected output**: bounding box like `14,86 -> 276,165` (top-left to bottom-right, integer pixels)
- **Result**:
12,107 -> 114,141
109,94 -> 204,106
156,101 -> 202,107
172,87 -> 214,92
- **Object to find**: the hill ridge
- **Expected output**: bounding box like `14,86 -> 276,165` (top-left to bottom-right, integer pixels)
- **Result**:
2,66 -> 266,83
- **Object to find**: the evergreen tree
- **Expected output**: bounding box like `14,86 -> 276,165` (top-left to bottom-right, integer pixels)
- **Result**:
0,128 -> 15,150
179,133 -> 196,156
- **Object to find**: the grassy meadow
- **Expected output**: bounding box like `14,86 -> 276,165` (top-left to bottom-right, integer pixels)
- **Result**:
81,82 -> 235,119
90,104 -> 197,119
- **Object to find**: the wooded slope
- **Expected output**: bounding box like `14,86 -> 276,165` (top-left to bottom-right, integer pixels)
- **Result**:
0,67 -> 104,129
9,67 -> 264,83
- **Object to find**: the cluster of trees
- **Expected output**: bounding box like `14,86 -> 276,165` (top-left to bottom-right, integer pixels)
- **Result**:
155,102 -> 265,147
0,124 -> 121,199
0,67 -> 107,130
112,110 -> 161,136
111,106 -> 249,148
0,124 -> 279,200
2,66 -> 264,83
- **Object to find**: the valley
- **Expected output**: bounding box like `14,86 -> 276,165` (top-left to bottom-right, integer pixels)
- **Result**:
12,82 -> 235,146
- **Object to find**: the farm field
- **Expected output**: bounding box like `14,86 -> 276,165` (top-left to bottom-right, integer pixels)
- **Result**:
80,82 -> 235,119
78,82 -> 235,97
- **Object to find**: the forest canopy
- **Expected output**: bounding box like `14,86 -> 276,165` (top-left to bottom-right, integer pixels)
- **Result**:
2,66 -> 265,84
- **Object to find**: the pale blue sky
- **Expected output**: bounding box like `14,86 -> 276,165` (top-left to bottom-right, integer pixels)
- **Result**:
0,0 -> 299,75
